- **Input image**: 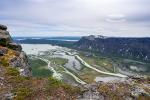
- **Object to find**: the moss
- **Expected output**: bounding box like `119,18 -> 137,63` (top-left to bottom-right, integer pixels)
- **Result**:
29,59 -> 53,77
0,48 -> 18,68
137,95 -> 150,100
47,77 -> 81,96
0,57 -> 9,66
47,77 -> 63,89
62,83 -> 81,95
49,57 -> 68,66
5,67 -> 20,76
4,67 -> 29,85
7,76 -> 28,84
13,87 -> 32,100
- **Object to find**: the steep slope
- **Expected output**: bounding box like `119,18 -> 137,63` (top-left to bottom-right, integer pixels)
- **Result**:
74,35 -> 150,62
0,24 -> 81,99
0,24 -> 31,99
0,24 -> 31,76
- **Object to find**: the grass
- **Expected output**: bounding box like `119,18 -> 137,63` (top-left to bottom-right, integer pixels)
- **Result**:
78,52 -> 150,75
0,45 -> 81,99
0,47 -> 18,67
0,63 -> 81,99
60,63 -> 103,83
47,57 -> 68,71
48,57 -> 68,66
79,67 -> 108,83
29,58 -> 53,77
54,66 -> 65,72
61,73 -> 79,85
97,83 -> 131,100
5,67 -> 20,76
46,55 -> 110,83
113,57 -> 150,75
13,87 -> 32,100
3,66 -> 80,99
47,77 -> 81,95
48,58 -> 82,84
79,53 -> 115,73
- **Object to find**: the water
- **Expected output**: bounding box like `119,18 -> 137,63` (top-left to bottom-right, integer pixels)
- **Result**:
21,44 -> 82,72
13,36 -> 81,42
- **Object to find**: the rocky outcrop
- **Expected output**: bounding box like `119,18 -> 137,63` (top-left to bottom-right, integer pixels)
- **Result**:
74,35 -> 150,62
0,24 -> 31,76
7,43 -> 22,52
0,24 -> 7,30
9,51 -> 31,76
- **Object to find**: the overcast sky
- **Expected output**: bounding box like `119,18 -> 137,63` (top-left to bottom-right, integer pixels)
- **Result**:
0,0 -> 150,37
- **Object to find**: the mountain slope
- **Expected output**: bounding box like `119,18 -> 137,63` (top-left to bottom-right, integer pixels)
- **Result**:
0,24 -> 80,99
74,35 -> 150,62
1,25 -> 149,100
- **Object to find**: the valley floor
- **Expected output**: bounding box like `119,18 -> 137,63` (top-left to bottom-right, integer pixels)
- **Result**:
21,44 -> 129,84
20,44 -> 150,100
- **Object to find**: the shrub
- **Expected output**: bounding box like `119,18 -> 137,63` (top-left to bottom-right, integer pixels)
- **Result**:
48,77 -> 62,89
5,67 -> 20,76
13,87 -> 32,100
47,77 -> 81,95
62,83 -> 81,95
0,57 -> 9,66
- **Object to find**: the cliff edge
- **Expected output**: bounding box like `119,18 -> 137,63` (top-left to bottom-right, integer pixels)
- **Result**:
0,24 -> 31,76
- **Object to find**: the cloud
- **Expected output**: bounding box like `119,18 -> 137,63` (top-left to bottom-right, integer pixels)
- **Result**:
0,0 -> 150,37
106,14 -> 126,22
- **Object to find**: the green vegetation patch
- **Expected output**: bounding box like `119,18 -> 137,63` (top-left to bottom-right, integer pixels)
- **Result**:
29,58 -> 53,77
5,67 -> 20,76
0,57 -> 9,66
13,87 -> 32,100
79,53 -> 115,72
47,77 -> 81,95
79,67 -> 105,83
49,57 -> 68,66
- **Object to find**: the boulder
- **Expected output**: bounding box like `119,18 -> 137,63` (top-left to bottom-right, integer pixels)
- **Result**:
0,30 -> 10,36
0,24 -> 7,31
0,26 -> 12,46
7,43 -> 22,52
0,37 -> 10,46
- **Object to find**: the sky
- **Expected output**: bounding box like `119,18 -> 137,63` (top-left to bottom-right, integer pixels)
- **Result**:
0,0 -> 150,37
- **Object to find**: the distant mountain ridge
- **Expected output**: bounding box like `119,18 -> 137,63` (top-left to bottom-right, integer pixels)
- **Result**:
13,35 -> 150,62
74,35 -> 150,62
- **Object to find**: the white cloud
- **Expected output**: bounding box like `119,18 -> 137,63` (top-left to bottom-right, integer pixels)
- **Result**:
0,0 -> 150,37
106,14 -> 126,22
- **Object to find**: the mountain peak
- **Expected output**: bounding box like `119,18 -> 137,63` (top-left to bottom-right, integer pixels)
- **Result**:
83,35 -> 107,40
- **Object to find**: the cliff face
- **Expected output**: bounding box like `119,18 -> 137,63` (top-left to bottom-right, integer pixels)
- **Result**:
74,35 -> 150,62
0,24 -> 31,76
